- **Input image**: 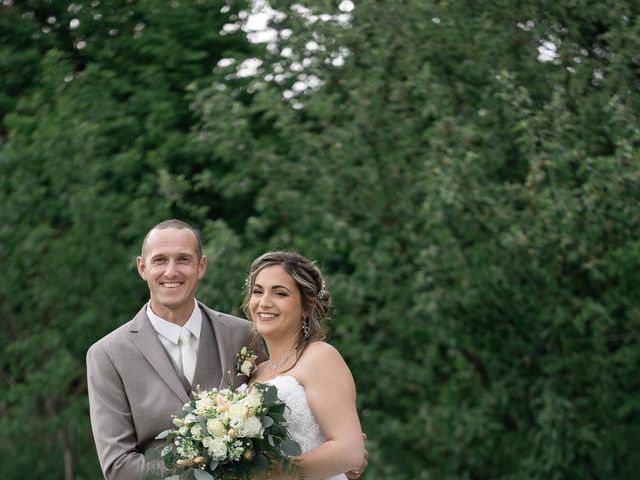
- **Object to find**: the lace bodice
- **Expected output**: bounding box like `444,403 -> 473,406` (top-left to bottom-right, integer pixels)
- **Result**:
265,375 -> 347,480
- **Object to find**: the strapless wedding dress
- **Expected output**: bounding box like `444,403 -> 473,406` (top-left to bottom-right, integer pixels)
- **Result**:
265,375 -> 347,480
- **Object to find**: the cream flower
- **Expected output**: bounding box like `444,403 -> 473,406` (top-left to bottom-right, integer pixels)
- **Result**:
236,348 -> 258,376
239,355 -> 258,376
244,391 -> 262,412
206,418 -> 226,437
190,424 -> 204,440
194,395 -> 215,415
228,402 -> 246,420
207,437 -> 228,461
237,416 -> 263,438
229,416 -> 244,431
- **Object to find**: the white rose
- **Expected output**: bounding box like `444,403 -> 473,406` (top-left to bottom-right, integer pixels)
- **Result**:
239,358 -> 256,376
207,437 -> 228,461
237,416 -> 263,438
229,416 -> 244,430
244,392 -> 262,413
246,391 -> 262,405
194,396 -> 214,415
228,402 -> 245,419
191,424 -> 203,440
207,418 -> 226,437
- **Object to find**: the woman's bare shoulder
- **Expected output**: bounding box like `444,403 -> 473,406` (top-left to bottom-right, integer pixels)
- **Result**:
297,341 -> 351,381
302,340 -> 343,361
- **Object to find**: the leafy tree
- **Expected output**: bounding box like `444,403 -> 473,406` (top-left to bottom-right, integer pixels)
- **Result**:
0,1 -> 253,478
2,0 -> 639,479
190,1 -> 640,478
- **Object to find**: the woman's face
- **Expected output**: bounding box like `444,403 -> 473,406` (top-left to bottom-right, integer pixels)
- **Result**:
249,265 -> 305,341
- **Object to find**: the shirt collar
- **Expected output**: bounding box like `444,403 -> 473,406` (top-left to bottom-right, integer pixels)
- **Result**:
147,299 -> 202,344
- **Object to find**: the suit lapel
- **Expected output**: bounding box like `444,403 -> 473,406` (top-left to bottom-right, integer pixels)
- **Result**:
128,307 -> 190,404
198,303 -> 244,390
192,310 -> 222,391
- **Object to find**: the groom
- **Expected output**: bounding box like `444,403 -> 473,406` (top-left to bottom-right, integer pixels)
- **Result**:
86,220 -> 255,480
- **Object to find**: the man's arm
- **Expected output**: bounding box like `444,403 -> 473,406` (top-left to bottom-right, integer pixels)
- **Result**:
87,344 -> 146,480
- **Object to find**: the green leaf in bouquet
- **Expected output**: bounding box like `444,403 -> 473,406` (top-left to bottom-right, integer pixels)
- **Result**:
263,385 -> 279,403
271,404 -> 286,414
251,438 -> 267,451
262,416 -> 274,428
197,416 -> 208,434
163,476 -> 180,480
209,460 -> 218,471
194,470 -> 214,480
164,451 -> 179,468
269,412 -> 286,423
280,439 -> 302,456
155,429 -> 171,440
267,434 -> 275,447
176,409 -> 190,419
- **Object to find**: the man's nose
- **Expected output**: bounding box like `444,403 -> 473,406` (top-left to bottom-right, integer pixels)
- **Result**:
164,259 -> 178,276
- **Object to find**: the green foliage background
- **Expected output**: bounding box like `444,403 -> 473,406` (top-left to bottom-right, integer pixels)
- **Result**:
1,1 -> 639,479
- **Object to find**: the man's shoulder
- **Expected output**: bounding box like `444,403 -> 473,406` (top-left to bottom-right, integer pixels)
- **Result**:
87,306 -> 145,356
87,319 -> 134,354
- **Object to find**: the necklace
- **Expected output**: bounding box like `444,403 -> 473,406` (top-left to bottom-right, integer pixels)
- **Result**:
267,343 -> 296,375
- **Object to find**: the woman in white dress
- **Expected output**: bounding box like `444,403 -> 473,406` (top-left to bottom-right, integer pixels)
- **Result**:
242,251 -> 366,480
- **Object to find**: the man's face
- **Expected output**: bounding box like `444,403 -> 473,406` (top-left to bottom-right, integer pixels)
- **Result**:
136,227 -> 207,322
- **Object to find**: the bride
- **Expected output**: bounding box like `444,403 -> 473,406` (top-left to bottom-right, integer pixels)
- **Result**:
242,251 -> 366,480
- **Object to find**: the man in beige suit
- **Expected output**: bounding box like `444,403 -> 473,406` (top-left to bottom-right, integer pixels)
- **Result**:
87,220 -> 254,480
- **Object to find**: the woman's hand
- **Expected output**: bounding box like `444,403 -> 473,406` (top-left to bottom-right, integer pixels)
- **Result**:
345,433 -> 368,478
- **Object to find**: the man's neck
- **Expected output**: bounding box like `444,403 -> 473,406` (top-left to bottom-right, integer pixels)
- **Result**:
148,299 -> 196,326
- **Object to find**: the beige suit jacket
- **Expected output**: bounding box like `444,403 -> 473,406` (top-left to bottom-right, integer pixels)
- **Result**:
87,302 -> 255,480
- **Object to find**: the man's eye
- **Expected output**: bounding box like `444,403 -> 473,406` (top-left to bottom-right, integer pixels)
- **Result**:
153,258 -> 166,264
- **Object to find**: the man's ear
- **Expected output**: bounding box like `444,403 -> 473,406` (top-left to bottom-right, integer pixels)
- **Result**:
136,256 -> 146,279
197,255 -> 207,279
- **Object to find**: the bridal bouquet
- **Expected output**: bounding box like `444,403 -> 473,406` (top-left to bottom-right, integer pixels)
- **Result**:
153,383 -> 301,480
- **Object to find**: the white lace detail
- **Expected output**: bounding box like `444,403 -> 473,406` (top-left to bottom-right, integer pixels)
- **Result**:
265,375 -> 347,480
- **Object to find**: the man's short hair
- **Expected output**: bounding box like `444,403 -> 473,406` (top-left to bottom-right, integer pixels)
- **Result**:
140,219 -> 203,259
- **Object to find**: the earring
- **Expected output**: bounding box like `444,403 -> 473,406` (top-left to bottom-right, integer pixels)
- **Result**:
302,317 -> 310,338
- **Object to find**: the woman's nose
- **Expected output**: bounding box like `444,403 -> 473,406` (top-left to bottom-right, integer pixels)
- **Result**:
258,294 -> 272,307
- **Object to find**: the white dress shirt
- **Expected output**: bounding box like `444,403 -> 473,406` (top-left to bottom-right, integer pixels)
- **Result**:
147,299 -> 202,375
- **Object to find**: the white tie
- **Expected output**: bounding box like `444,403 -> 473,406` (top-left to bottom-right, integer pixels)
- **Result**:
179,328 -> 197,384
